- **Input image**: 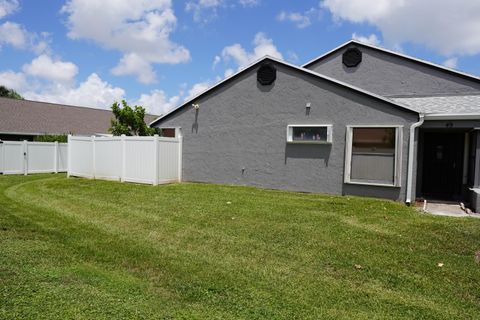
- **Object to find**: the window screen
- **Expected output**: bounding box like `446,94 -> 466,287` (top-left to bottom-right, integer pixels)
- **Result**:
350,128 -> 396,184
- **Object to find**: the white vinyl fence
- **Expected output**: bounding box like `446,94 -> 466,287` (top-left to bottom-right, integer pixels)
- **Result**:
68,135 -> 182,185
0,140 -> 68,175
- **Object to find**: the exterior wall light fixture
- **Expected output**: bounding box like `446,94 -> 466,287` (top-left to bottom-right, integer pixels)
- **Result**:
306,102 -> 311,115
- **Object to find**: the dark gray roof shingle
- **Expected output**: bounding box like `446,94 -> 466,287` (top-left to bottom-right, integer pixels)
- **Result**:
392,95 -> 480,114
0,97 -> 158,135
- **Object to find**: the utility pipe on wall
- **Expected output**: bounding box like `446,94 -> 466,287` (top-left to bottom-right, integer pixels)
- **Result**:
406,114 -> 425,204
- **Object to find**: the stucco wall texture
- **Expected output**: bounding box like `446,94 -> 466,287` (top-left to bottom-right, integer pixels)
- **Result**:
156,63 -> 418,201
306,45 -> 480,97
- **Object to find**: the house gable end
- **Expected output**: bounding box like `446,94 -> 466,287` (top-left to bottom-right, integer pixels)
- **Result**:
303,41 -> 480,97
151,56 -> 417,127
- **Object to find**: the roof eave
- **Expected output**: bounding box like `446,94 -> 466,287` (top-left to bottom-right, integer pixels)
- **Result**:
424,113 -> 480,120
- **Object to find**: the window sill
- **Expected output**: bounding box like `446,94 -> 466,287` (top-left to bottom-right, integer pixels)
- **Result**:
345,180 -> 400,188
287,141 -> 332,145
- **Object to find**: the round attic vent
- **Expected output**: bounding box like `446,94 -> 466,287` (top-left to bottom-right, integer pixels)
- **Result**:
342,48 -> 362,67
257,63 -> 276,85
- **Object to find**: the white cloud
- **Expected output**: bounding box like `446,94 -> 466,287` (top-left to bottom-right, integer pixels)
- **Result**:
23,73 -> 125,109
221,32 -> 283,69
135,79 -> 220,115
134,89 -> 180,115
321,0 -> 480,56
224,68 -> 235,78
0,0 -> 18,19
277,11 -> 311,29
22,55 -> 78,84
186,0 -> 260,22
239,0 -> 259,7
30,32 -> 52,55
111,53 -> 157,84
277,7 -> 322,29
62,0 -> 190,83
286,51 -> 299,63
442,57 -> 458,69
186,80 -> 213,100
0,65 -> 176,114
0,70 -> 26,91
212,55 -> 221,68
276,5 -> 322,29
0,21 -> 26,48
186,0 -> 223,23
0,21 -> 51,54
136,78 -> 227,115
322,0 -> 403,23
352,33 -> 380,46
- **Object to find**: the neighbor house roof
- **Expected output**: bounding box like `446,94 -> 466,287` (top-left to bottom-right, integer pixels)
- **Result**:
0,97 -> 159,136
150,55 -> 418,126
392,95 -> 480,119
302,40 -> 480,84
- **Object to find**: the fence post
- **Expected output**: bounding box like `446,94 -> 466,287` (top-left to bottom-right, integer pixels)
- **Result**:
153,134 -> 159,186
54,141 -> 59,174
121,134 -> 126,182
0,141 -> 3,174
178,129 -> 183,182
67,135 -> 71,178
23,140 -> 27,175
91,135 -> 96,179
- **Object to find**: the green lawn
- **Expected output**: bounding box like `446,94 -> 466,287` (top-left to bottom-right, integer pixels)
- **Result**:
0,174 -> 479,319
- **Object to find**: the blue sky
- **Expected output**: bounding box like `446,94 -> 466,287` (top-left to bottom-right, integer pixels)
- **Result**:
1,0 -> 480,115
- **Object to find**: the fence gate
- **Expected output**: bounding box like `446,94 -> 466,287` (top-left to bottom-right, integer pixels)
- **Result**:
0,140 -> 68,175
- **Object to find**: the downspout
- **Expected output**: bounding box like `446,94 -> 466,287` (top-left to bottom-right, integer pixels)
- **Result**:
406,114 -> 425,205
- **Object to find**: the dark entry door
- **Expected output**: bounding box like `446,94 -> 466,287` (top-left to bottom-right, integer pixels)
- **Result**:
422,132 -> 464,200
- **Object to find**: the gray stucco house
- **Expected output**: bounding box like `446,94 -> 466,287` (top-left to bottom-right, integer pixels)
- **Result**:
151,40 -> 480,210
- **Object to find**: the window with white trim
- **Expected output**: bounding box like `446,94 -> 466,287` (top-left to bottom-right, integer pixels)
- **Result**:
345,126 -> 403,187
287,125 -> 333,144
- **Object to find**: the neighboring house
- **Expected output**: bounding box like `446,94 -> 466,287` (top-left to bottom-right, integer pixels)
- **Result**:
151,40 -> 480,210
0,97 -> 158,141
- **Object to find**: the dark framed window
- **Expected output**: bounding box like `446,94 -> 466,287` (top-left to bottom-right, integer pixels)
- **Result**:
345,126 -> 402,186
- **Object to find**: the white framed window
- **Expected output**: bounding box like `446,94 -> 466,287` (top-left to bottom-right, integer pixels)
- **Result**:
286,125 -> 333,144
344,125 -> 403,187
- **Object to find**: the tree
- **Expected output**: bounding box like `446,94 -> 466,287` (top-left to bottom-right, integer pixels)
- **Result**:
0,85 -> 23,100
109,100 -> 159,136
34,134 -> 68,143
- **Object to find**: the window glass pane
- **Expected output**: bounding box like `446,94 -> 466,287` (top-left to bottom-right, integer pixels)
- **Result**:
352,128 -> 395,154
351,153 -> 395,184
292,127 -> 327,142
350,128 -> 396,184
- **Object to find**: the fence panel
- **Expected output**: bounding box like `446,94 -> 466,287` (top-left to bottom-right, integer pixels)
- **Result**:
58,143 -> 68,172
158,138 -> 181,183
68,137 -> 93,178
0,144 -> 3,173
124,137 -> 156,184
2,141 -> 24,174
94,137 -> 122,180
26,142 -> 56,173
0,141 -> 69,175
68,135 -> 182,185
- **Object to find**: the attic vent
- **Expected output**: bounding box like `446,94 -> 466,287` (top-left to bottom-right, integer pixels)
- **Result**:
257,63 -> 276,85
342,48 -> 362,67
